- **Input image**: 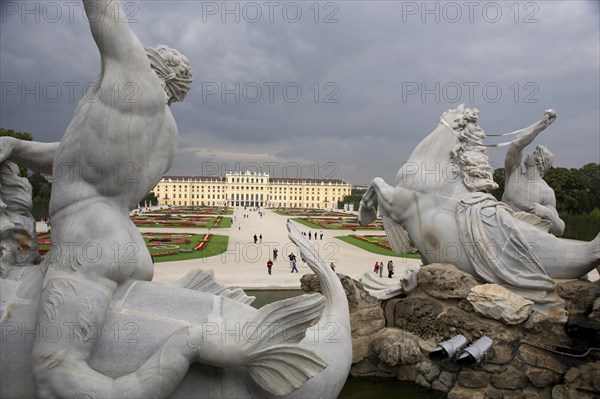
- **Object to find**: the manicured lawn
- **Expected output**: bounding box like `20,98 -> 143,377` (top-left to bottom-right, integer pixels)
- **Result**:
335,235 -> 421,259
293,217 -> 383,230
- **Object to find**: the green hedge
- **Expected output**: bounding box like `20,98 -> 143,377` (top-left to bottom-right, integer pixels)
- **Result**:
562,211 -> 600,241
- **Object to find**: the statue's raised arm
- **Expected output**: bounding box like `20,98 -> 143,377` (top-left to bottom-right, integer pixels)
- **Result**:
501,109 -> 565,236
504,109 -> 557,173
84,0 -> 147,67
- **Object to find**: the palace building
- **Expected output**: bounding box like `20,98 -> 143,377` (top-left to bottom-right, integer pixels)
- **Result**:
151,171 -> 352,208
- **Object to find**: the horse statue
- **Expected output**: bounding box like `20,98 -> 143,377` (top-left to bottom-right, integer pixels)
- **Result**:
359,105 -> 599,301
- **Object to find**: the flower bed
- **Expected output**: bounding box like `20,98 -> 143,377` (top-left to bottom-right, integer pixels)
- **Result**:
39,232 -> 214,257
355,235 -> 392,250
153,251 -> 178,257
277,209 -> 350,217
130,214 -> 230,228
193,234 -> 212,251
301,217 -> 383,230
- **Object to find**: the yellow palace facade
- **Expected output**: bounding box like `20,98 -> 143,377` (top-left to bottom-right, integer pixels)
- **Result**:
151,171 -> 352,209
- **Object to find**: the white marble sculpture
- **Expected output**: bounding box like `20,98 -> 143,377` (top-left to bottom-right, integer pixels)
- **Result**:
0,1 -> 351,397
359,105 -> 600,300
501,110 -> 565,237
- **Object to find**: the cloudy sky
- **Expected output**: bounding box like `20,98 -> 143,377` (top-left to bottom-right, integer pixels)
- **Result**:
1,0 -> 598,184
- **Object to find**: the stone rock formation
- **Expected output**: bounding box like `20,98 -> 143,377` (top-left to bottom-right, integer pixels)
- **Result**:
304,267 -> 600,399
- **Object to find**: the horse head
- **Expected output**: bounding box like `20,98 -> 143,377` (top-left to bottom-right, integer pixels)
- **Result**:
395,104 -> 497,199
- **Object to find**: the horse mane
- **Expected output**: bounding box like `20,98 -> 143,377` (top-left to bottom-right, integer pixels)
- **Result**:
447,108 -> 498,192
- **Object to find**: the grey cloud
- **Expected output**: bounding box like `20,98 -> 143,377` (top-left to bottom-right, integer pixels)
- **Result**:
1,0 -> 598,185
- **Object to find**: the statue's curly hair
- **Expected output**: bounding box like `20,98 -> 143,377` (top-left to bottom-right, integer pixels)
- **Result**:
145,45 -> 192,105
526,145 -> 554,176
449,108 -> 498,192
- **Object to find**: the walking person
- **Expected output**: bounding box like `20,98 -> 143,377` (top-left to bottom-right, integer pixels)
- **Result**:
374,262 -> 379,274
387,260 -> 395,278
308,231 -> 312,240
379,261 -> 383,278
273,248 -> 278,260
289,253 -> 298,273
320,231 -> 323,240
259,234 -> 263,243
267,259 -> 273,275
253,234 -> 258,244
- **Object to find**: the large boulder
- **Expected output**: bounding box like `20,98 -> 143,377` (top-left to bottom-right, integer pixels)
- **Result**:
418,263 -> 479,299
564,362 -> 600,393
326,272 -> 600,399
557,280 -> 600,317
467,284 -> 533,325
392,296 -> 444,339
370,328 -> 422,366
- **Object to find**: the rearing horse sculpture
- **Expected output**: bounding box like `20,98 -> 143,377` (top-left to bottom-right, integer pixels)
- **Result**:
359,105 -> 599,293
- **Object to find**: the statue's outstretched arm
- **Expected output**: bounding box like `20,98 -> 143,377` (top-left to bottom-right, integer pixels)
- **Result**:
504,109 -> 557,173
83,0 -> 148,67
0,136 -> 58,174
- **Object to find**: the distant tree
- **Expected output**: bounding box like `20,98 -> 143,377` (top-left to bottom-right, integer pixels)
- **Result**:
491,167 -> 505,201
0,127 -> 32,141
338,188 -> 377,211
139,191 -> 158,207
581,163 -> 600,213
1,128 -> 52,218
544,167 -> 590,214
29,171 -> 52,219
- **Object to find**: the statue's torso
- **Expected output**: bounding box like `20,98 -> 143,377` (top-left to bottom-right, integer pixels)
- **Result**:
503,169 -> 554,212
50,69 -> 177,215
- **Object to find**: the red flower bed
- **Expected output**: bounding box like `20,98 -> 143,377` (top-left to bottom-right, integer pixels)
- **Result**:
152,251 -> 177,257
193,234 -> 212,251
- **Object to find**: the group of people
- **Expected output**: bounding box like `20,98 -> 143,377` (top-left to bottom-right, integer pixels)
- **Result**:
266,253 -> 336,275
373,260 -> 394,278
301,231 -> 324,240
253,234 -> 263,244
266,252 -> 298,275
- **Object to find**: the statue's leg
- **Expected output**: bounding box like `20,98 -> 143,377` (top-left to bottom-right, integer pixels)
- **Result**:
359,177 -> 397,225
31,210 -> 197,398
371,177 -> 399,218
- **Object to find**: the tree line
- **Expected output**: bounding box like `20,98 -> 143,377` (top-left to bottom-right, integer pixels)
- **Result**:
492,164 -> 600,240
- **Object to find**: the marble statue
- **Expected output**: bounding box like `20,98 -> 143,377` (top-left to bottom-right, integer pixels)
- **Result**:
359,105 -> 600,299
501,110 -> 565,237
0,1 -> 352,397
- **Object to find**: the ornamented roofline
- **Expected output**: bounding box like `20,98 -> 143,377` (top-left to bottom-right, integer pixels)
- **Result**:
159,175 -> 352,186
